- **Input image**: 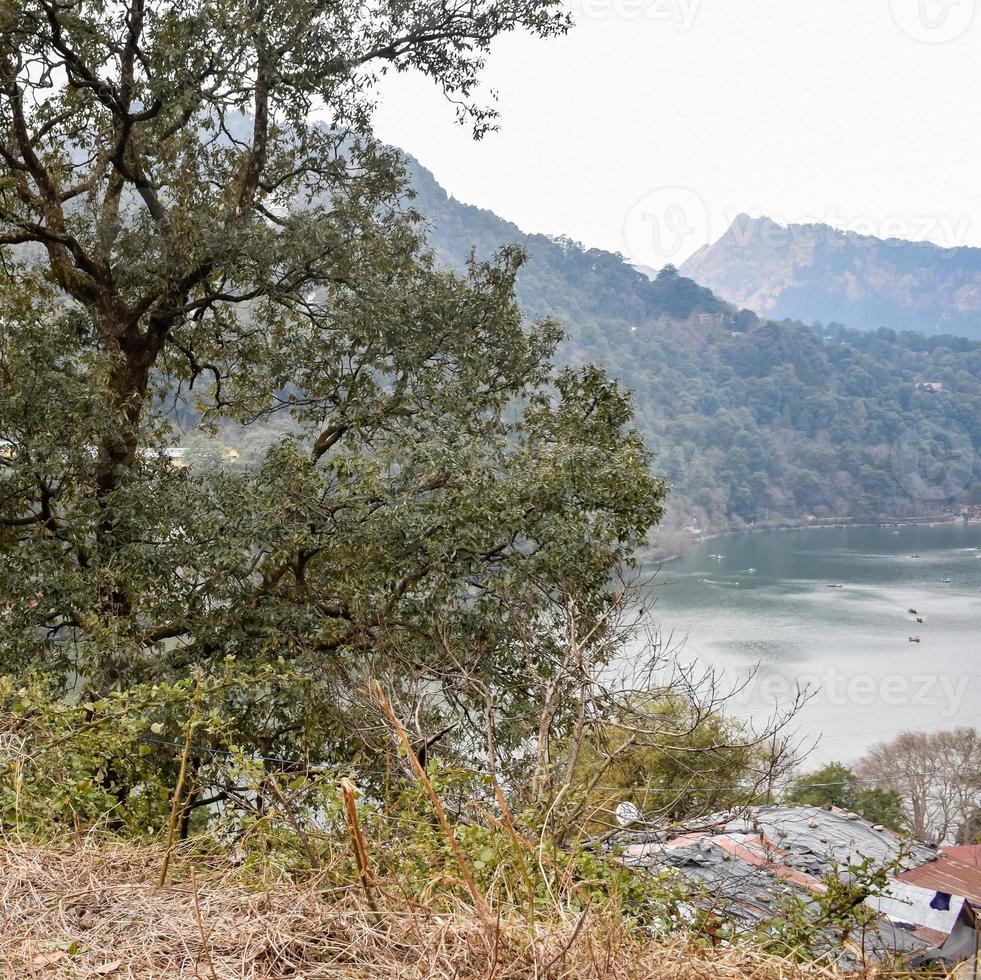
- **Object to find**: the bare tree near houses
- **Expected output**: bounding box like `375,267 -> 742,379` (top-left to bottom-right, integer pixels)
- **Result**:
857,728 -> 981,844
395,570 -> 814,844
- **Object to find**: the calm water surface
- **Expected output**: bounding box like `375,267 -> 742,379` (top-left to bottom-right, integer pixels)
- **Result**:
644,523 -> 981,763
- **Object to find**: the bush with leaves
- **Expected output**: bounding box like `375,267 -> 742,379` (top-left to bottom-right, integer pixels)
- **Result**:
760,854 -> 904,967
0,665 -> 340,838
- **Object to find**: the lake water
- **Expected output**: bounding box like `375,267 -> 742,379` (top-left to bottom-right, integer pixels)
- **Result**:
644,523 -> 981,765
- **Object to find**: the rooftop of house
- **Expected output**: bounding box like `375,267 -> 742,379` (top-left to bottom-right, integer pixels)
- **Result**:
898,845 -> 981,907
613,805 -> 946,964
619,804 -> 937,877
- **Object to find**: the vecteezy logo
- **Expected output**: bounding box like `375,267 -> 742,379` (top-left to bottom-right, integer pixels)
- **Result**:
622,186 -> 711,269
573,0 -> 702,31
889,0 -> 975,43
890,417 -> 975,501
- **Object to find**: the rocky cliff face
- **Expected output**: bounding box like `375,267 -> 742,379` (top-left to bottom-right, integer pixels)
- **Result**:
680,214 -> 981,339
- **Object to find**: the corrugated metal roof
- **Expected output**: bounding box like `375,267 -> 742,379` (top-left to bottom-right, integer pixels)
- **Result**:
732,805 -> 936,873
710,832 -> 824,892
898,845 -> 981,905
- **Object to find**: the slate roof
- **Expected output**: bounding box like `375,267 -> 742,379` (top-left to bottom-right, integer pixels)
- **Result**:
614,805 -> 942,964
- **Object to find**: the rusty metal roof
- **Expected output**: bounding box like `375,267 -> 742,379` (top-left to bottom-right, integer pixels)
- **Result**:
898,845 -> 981,906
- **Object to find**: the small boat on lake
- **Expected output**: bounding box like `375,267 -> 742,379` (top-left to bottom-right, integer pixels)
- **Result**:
941,577 -> 952,584
909,635 -> 921,643
916,617 -> 924,623
826,583 -> 844,589
908,608 -> 918,614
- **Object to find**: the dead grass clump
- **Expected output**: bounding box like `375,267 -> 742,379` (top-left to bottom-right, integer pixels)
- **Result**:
0,840 -> 888,979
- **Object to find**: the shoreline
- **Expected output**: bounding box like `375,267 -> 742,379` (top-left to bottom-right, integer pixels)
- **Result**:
645,513 -> 963,564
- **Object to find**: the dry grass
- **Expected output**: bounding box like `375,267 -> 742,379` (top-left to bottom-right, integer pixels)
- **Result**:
0,839 -> 895,979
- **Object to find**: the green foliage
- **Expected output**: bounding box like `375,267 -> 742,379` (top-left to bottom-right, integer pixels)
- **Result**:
0,672 -> 914,964
0,667 -> 323,837
761,855 -> 898,963
565,696 -> 771,832
352,767 -> 692,926
785,763 -> 906,831
785,762 -> 859,810
0,0 -> 665,787
2,674 -> 188,835
0,682 -> 695,930
851,788 -> 908,832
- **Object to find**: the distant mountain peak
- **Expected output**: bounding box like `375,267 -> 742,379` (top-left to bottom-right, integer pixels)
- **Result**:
680,213 -> 981,337
726,211 -> 768,229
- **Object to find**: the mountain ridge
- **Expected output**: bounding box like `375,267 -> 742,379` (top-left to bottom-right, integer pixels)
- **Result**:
680,213 -> 981,339
403,154 -> 731,327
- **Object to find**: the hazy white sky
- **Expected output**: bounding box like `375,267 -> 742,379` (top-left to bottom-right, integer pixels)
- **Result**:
373,0 -> 981,268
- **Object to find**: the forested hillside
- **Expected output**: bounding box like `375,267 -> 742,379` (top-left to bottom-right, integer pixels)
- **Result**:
584,313 -> 981,542
405,156 -> 727,326
406,159 -> 981,546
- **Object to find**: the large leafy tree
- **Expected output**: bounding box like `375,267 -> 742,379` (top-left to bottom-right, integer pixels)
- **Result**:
0,0 -> 665,768
785,762 -> 906,832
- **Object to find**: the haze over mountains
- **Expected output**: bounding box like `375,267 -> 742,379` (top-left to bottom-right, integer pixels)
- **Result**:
680,214 -> 981,341
404,157 -> 981,550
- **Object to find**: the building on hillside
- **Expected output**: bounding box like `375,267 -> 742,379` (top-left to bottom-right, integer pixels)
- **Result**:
897,844 -> 981,907
866,879 -> 979,963
613,805 -> 981,967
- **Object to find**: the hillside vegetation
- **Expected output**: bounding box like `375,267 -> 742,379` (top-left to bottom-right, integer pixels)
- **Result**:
576,306 -> 981,541
2,841 -> 885,980
407,159 -> 981,543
